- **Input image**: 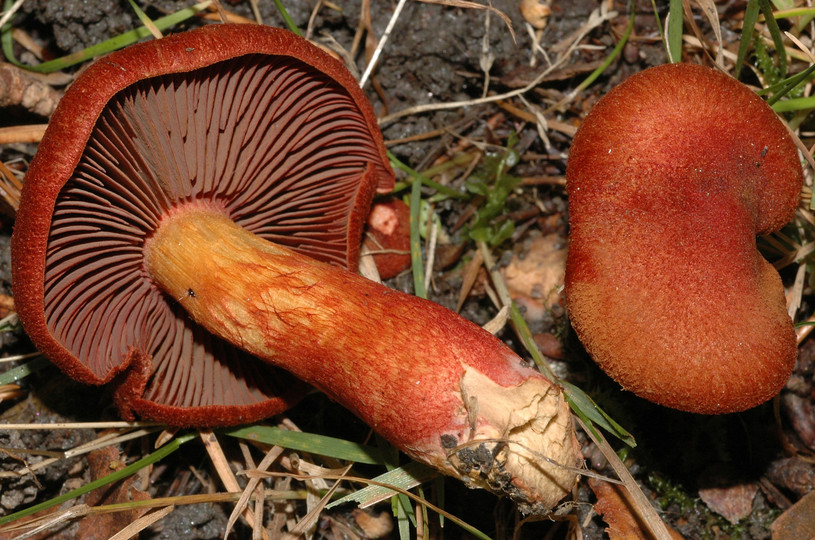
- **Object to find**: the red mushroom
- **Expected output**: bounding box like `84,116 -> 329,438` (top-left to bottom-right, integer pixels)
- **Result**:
565,63 -> 803,414
12,24 -> 581,510
364,198 -> 412,279
11,23 -> 389,427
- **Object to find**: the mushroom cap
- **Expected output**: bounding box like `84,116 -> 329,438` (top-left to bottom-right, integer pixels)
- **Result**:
565,63 -> 802,414
11,23 -> 394,426
364,198 -> 411,279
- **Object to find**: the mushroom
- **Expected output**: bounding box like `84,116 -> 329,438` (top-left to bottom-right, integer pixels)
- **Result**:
565,63 -> 803,414
363,198 -> 412,279
11,23 -> 390,427
12,24 -> 581,511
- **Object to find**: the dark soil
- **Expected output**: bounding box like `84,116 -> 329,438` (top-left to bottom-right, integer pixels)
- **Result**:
1,0 -> 813,539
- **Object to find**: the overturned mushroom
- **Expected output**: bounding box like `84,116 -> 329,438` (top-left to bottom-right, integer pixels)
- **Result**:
12,23 -> 390,426
565,63 -> 802,414
12,24 -> 581,510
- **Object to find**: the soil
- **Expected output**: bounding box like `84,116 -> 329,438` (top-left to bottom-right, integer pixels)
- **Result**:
1,0 -> 813,539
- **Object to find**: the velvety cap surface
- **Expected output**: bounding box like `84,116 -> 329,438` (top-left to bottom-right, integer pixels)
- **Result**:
565,63 -> 802,414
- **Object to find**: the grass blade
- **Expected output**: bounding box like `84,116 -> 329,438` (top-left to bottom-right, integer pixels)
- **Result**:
409,175 -> 427,299
0,432 -> 195,527
761,0 -> 787,78
1,0 -> 211,73
223,425 -> 384,465
735,0 -> 761,79
0,356 -> 50,386
667,0 -> 683,62
325,462 -> 437,509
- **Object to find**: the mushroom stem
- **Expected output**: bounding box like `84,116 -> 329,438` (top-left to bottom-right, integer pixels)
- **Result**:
144,204 -> 581,511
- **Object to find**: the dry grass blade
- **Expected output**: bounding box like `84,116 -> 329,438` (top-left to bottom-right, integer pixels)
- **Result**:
282,461 -> 353,539
575,417 -> 673,540
482,304 -> 511,335
0,125 -> 48,145
107,505 -> 174,540
784,31 -> 815,64
199,8 -> 254,24
419,0 -> 514,42
252,483 -> 264,540
0,383 -> 24,402
0,490 -> 318,539
379,69 -> 558,125
209,0 -> 231,24
551,3 -> 615,55
359,0 -> 408,87
125,0 -> 162,39
0,426 -> 162,479
199,429 -> 270,540
0,159 -> 22,212
3,504 -> 92,539
358,244 -> 384,282
0,352 -> 40,364
249,0 -> 263,24
495,100 -> 577,136
63,428 -> 163,458
690,0 -> 724,68
0,0 -> 25,29
423,204 -> 439,287
252,470 -> 492,539
0,421 -> 159,429
349,0 -> 374,61
788,263 -> 806,319
225,444 -> 285,538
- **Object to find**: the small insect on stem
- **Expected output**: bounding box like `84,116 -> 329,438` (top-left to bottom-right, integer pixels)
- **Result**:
177,288 -> 196,302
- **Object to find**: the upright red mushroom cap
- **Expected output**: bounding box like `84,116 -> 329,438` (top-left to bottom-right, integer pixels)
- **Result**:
11,23 -> 393,426
565,63 -> 802,414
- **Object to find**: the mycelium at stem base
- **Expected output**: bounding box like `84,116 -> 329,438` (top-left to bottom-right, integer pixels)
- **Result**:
143,201 -> 582,512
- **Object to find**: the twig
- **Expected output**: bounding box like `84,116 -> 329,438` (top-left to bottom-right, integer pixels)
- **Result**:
359,0 -> 408,87
1,422 -> 160,430
379,63 -> 569,126
0,124 -> 48,144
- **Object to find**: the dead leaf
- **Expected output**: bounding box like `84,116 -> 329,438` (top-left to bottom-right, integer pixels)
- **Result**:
502,234 -> 566,321
698,482 -> 757,525
0,446 -> 152,540
766,457 -> 815,497
770,490 -> 815,540
589,477 -> 685,540
76,446 -> 152,540
352,508 -> 394,539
